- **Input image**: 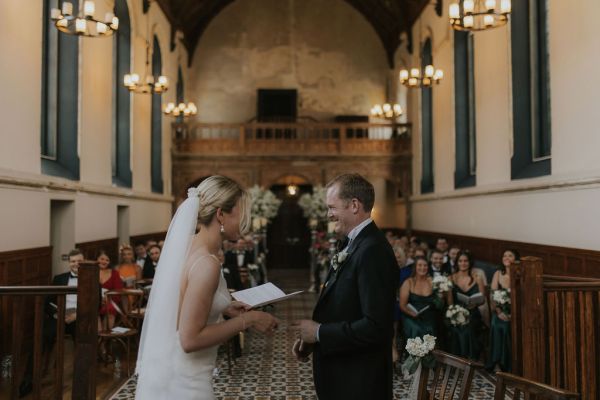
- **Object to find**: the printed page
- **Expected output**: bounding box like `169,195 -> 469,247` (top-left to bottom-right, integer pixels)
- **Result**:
232,282 -> 303,308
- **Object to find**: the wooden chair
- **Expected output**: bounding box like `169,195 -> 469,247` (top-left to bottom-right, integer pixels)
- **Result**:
98,289 -> 143,376
417,350 -> 483,400
494,372 -> 580,400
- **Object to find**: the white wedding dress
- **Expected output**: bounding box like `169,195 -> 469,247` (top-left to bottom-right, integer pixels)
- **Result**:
135,189 -> 232,400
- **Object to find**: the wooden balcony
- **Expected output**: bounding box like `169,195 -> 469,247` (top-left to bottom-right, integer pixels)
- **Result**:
172,122 -> 411,157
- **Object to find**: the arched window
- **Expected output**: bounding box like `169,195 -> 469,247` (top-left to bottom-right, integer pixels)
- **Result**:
420,38 -> 434,194
151,35 -> 163,193
511,0 -> 551,179
113,0 -> 132,187
454,31 -> 476,188
176,66 -> 184,124
41,0 -> 79,180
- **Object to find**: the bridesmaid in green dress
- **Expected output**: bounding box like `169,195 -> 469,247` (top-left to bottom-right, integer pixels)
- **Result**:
486,249 -> 519,372
399,257 -> 439,339
448,251 -> 486,360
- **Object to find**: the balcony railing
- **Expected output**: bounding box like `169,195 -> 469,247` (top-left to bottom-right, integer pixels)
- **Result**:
172,122 -> 411,156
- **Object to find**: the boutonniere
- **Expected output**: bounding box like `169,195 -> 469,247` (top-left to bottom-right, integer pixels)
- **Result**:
331,250 -> 349,271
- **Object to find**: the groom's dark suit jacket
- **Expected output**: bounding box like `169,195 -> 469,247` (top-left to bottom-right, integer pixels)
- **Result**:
312,221 -> 398,400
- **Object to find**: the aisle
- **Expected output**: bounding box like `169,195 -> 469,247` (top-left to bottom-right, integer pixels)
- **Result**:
110,269 -> 498,399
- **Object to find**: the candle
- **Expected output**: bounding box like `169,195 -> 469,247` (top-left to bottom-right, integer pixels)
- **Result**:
50,8 -> 61,20
383,103 -> 391,112
434,69 -> 444,80
484,14 -> 495,27
393,104 -> 402,115
56,18 -> 68,28
75,18 -> 86,34
410,68 -> 420,78
178,103 -> 186,111
449,3 -> 460,19
463,15 -> 474,28
463,0 -> 474,13
83,1 -> 95,17
408,77 -> 418,87
111,16 -> 119,30
96,22 -> 107,34
62,2 -> 73,16
399,69 -> 409,82
485,0 -> 496,11
425,65 -> 435,77
500,0 -> 511,13
158,76 -> 168,86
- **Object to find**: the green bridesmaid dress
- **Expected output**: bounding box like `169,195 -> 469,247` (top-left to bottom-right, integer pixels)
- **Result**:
402,292 -> 438,339
449,284 -> 483,360
487,283 -> 511,371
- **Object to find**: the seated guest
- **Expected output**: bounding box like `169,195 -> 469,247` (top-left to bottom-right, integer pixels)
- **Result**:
435,237 -> 450,262
429,249 -> 452,277
447,245 -> 460,273
134,242 -> 148,268
487,249 -> 519,372
98,250 -> 123,331
393,245 -> 409,363
19,249 -> 84,396
399,257 -> 439,340
117,244 -> 142,287
448,251 -> 486,360
142,245 -> 161,279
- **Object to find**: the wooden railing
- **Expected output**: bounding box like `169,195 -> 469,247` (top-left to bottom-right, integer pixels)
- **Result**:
511,257 -> 600,400
172,122 -> 411,156
0,263 -> 99,400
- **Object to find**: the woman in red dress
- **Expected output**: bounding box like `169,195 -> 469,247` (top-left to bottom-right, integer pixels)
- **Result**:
97,250 -> 123,331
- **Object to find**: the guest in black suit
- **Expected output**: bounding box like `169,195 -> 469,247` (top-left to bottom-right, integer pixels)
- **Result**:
293,173 -> 398,400
142,245 -> 161,279
429,249 -> 452,277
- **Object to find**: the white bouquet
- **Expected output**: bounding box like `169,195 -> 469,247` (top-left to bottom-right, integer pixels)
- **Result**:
402,334 -> 436,376
432,275 -> 453,293
298,186 -> 328,228
249,185 -> 281,230
445,304 -> 470,327
492,288 -> 511,315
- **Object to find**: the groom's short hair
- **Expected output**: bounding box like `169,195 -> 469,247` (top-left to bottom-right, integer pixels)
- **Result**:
326,173 -> 375,212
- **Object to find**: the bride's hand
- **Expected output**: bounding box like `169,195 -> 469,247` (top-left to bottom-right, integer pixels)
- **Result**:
247,311 -> 279,335
224,301 -> 251,317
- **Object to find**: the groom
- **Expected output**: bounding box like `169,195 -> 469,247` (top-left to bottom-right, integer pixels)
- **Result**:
293,173 -> 398,400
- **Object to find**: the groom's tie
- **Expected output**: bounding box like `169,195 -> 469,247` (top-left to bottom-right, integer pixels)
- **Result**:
337,237 -> 349,251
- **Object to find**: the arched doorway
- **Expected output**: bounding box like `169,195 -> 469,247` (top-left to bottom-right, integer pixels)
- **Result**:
267,175 -> 312,269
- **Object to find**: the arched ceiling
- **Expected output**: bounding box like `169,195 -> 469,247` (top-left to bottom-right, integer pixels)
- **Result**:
153,0 -> 433,67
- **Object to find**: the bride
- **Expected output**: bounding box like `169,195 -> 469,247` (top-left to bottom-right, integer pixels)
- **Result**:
136,176 -> 279,399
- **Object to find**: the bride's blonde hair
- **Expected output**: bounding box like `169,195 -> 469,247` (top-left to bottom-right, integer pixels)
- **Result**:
195,175 -> 251,235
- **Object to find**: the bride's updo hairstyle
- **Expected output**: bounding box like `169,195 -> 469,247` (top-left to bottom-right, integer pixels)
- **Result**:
194,175 -> 251,235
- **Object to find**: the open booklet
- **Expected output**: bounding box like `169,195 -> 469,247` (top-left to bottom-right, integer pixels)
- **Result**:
456,292 -> 485,307
231,282 -> 303,309
407,303 -> 430,316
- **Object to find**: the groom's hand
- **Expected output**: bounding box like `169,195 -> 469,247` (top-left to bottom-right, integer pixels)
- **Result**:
293,319 -> 320,344
292,339 -> 313,362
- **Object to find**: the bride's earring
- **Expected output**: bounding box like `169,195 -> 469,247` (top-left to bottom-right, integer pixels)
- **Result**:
220,224 -> 225,234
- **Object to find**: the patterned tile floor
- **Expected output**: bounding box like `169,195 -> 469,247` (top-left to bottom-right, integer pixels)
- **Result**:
110,270 -> 499,399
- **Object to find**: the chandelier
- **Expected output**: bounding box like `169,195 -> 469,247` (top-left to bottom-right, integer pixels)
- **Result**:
123,41 -> 168,94
370,103 -> 403,119
163,102 -> 198,117
51,1 -> 119,37
399,65 -> 444,88
449,0 -> 511,31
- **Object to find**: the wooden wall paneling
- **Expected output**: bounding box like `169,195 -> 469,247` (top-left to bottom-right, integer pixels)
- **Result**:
579,291 -> 597,400
76,238 -> 118,266
129,232 -> 167,247
545,291 -> 560,387
562,291 -> 578,392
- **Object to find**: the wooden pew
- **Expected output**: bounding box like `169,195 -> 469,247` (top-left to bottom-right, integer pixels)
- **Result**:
511,257 -> 600,400
0,262 -> 98,400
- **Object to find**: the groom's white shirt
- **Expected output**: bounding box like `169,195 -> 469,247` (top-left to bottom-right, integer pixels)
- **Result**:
316,217 -> 373,342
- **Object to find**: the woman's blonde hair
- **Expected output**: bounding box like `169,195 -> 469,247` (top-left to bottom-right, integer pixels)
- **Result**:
195,176 -> 251,235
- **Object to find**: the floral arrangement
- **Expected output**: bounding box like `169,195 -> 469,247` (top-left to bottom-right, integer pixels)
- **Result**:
492,288 -> 511,316
249,185 -> 281,230
432,275 -> 453,293
331,250 -> 348,271
445,304 -> 470,326
402,334 -> 436,376
297,186 -> 328,228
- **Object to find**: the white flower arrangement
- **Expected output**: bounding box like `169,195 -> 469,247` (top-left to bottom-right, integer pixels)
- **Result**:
432,275 -> 453,293
249,185 -> 281,230
402,334 -> 437,377
297,186 -> 328,227
492,288 -> 511,315
445,304 -> 470,326
331,250 -> 348,271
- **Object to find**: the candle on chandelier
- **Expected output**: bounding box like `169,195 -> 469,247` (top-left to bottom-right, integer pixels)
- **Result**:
408,77 -> 418,87
500,0 -> 511,13
56,18 -> 68,28
463,0 -> 474,13
62,2 -> 73,16
484,14 -> 495,27
399,69 -> 409,82
410,68 -> 420,78
424,65 -> 435,78
111,16 -> 119,30
75,18 -> 87,34
96,22 -> 107,34
434,70 -> 444,81
158,76 -> 168,86
449,3 -> 460,19
83,1 -> 95,17
50,8 -> 61,20
393,104 -> 402,115
485,0 -> 496,11
463,15 -> 474,28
